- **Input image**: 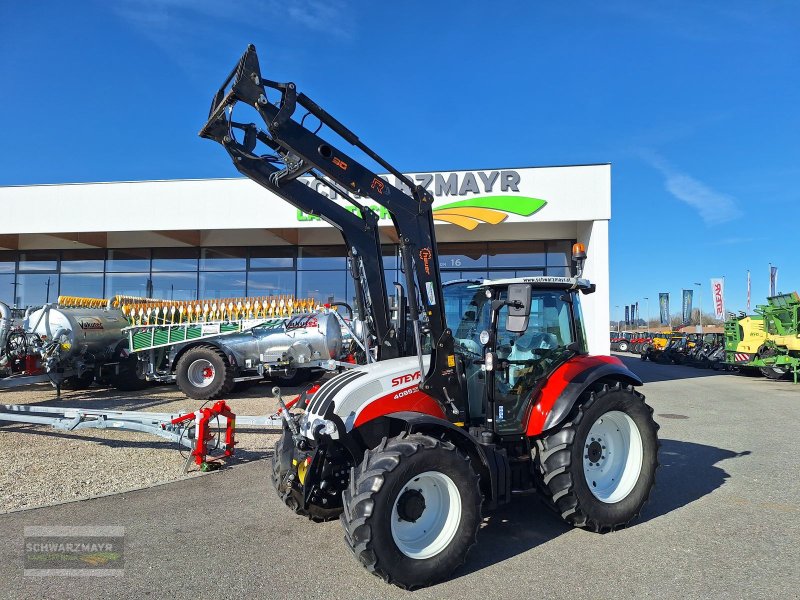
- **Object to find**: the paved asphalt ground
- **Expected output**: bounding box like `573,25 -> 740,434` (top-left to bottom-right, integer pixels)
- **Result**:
1,354 -> 798,600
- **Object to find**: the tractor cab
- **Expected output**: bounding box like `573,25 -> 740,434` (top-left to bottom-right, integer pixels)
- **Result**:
445,275 -> 593,435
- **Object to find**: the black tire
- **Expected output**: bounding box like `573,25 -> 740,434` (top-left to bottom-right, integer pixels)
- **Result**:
271,367 -> 310,387
617,341 -> 629,352
341,432 -> 482,590
109,355 -> 149,391
640,351 -> 648,361
175,346 -> 234,400
534,383 -> 659,532
60,371 -> 95,391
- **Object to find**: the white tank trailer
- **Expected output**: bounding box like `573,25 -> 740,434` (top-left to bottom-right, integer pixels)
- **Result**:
149,311 -> 346,400
0,301 -> 144,393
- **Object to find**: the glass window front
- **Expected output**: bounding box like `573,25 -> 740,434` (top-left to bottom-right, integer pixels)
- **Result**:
106,273 -> 151,298
438,243 -> 487,270
0,274 -> 14,305
200,248 -> 246,271
298,246 -> 346,270
247,271 -> 295,296
152,248 -> 199,272
17,274 -> 58,307
297,270 -> 346,304
0,241 -> 573,308
18,252 -> 58,272
61,249 -> 105,273
151,272 -> 198,300
60,273 -> 104,298
199,271 -> 246,298
107,249 -> 150,273
0,251 -> 14,273
249,247 -> 294,269
488,241 -> 546,268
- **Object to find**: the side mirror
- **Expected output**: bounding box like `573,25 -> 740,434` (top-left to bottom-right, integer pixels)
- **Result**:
506,284 -> 531,333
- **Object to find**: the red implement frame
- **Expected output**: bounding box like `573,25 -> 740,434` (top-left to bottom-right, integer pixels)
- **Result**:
169,400 -> 236,466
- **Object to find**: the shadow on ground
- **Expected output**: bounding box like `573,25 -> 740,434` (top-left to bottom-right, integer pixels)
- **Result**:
614,353 -> 746,383
451,438 -> 747,580
0,424 -> 274,463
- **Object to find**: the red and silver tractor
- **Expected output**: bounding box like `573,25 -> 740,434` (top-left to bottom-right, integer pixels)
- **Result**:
201,45 -> 659,589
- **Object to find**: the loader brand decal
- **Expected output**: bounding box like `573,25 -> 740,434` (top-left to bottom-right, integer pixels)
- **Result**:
370,177 -> 389,195
391,371 -> 421,387
78,318 -> 104,330
296,169 -> 548,230
332,157 -> 348,170
419,248 -> 432,275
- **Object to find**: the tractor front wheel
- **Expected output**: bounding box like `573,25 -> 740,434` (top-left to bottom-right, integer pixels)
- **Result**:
340,432 -> 481,589
535,383 -> 659,532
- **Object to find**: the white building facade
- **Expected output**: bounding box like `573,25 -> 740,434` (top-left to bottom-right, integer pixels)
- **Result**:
0,164 -> 611,354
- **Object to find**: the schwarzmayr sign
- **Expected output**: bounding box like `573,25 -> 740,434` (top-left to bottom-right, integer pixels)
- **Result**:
296,169 -> 547,231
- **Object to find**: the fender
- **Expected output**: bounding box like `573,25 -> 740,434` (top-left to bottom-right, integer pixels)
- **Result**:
170,341 -> 237,373
372,412 -> 511,510
527,355 -> 642,436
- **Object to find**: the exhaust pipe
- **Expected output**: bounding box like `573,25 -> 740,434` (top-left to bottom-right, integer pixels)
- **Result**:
0,301 -> 10,353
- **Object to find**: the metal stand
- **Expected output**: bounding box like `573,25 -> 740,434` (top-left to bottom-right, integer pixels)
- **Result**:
0,402 -> 286,467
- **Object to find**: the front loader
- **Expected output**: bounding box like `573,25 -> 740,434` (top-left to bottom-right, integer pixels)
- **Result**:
201,45 -> 660,590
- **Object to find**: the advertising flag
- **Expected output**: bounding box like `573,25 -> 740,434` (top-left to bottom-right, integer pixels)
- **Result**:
659,293 -> 669,325
624,305 -> 630,326
710,278 -> 725,320
682,289 -> 693,324
770,265 -> 778,296
747,270 -> 751,311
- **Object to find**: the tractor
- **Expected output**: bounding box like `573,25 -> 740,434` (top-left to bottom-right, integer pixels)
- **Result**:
201,45 -> 660,589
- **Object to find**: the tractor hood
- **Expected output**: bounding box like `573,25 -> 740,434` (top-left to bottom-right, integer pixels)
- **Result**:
299,355 -> 443,441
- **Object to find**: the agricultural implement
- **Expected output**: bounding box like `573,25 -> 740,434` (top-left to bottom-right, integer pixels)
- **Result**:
120,295 -> 359,399
725,292 -> 800,382
200,45 -> 659,589
0,296 -> 148,395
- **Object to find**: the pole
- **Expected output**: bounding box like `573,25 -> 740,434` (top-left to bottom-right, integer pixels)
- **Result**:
694,282 -> 703,335
644,297 -> 650,331
615,305 -> 620,333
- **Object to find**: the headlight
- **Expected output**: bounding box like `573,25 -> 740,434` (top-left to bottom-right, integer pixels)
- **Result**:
320,420 -> 337,436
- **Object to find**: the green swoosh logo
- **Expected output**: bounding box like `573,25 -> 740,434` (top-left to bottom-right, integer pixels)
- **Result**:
434,195 -> 547,216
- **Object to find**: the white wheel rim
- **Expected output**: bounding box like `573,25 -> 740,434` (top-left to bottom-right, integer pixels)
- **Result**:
583,410 -> 643,503
390,471 -> 462,559
187,359 -> 215,388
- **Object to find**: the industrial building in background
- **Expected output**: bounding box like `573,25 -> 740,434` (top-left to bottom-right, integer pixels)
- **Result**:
0,164 -> 611,354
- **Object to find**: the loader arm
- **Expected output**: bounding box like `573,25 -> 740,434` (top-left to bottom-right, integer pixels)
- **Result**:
201,120 -> 398,360
200,45 -> 463,416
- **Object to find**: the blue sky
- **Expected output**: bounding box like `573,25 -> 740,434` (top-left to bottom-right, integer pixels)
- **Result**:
1,1 -> 798,317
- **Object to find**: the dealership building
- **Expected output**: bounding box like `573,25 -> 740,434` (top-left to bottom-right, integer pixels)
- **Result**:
0,164 -> 611,354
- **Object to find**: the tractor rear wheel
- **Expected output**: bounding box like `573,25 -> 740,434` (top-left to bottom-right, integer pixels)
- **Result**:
175,346 -> 234,400
340,432 -> 481,589
534,383 -> 659,532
